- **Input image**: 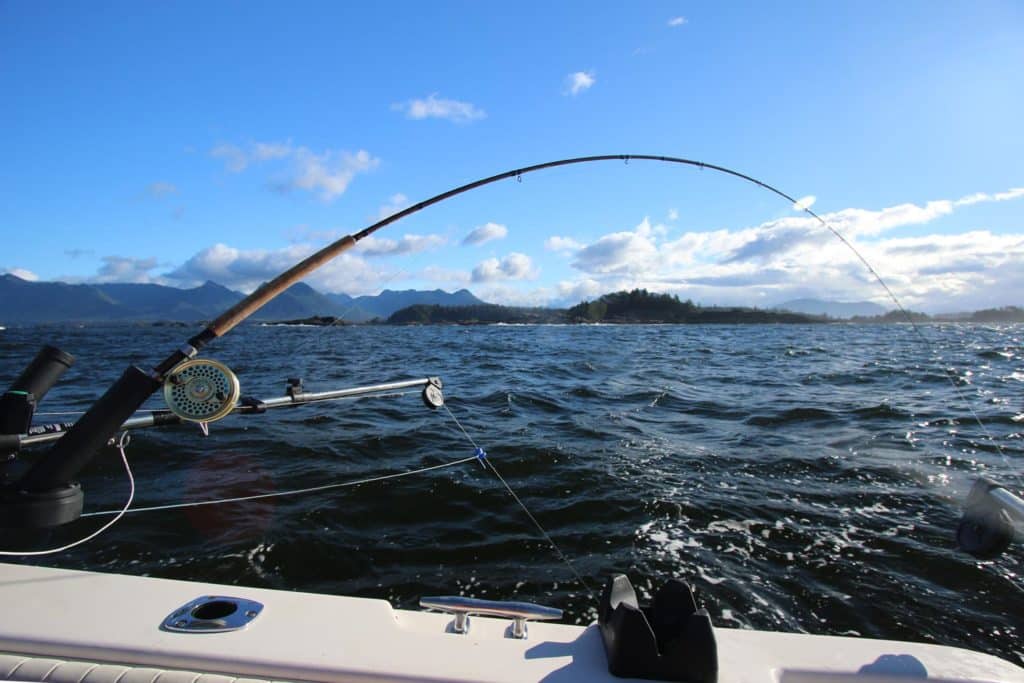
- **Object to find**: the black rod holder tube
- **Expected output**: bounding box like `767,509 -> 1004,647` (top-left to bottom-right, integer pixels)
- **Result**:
19,366 -> 161,492
8,345 -> 75,403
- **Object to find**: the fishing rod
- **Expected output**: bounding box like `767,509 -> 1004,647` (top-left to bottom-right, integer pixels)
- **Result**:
0,153 -> 1016,552
3,376 -> 444,451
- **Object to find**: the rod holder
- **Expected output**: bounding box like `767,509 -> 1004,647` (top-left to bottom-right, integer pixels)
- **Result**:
20,365 -> 160,493
1,346 -> 75,450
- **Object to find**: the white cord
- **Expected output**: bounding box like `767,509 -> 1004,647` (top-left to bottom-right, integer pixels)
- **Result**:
0,432 -> 135,557
80,454 -> 477,517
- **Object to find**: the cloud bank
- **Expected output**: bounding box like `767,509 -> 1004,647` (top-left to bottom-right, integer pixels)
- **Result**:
210,141 -> 378,201
537,187 -> 1024,310
35,184 -> 1024,312
168,242 -> 388,295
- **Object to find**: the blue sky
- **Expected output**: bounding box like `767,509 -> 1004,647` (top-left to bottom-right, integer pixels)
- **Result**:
1,1 -> 1022,311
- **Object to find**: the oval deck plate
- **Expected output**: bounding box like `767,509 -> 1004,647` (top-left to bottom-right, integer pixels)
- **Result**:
161,595 -> 264,633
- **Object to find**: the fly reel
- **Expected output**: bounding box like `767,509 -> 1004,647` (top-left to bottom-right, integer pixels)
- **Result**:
163,359 -> 240,423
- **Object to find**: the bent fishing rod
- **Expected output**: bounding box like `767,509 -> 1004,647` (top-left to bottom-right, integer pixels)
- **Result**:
3,153 -> 1015,554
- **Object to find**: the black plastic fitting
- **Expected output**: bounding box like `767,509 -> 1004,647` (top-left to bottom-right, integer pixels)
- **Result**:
598,574 -> 718,682
19,365 -> 161,493
8,345 -> 75,403
0,345 -> 75,440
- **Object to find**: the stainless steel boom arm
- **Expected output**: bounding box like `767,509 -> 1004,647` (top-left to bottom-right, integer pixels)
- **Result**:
15,377 -> 441,448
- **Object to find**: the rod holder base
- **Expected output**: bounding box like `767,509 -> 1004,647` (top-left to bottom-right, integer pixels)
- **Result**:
0,482 -> 83,528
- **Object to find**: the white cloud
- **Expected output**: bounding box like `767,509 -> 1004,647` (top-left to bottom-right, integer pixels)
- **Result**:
565,71 -> 596,96
955,187 -> 1024,206
668,208 -> 679,221
288,148 -> 379,201
471,253 -> 538,283
167,242 -> 388,295
1,267 -> 39,281
572,218 -> 662,274
995,188 -> 1024,201
792,195 -> 816,211
94,256 -> 161,283
546,186 -> 1024,311
463,222 -> 508,246
545,236 -> 584,253
668,16 -> 687,27
375,193 -> 409,221
556,278 -> 604,303
210,141 -> 378,201
473,284 -> 554,307
357,233 -> 446,257
392,94 -> 486,123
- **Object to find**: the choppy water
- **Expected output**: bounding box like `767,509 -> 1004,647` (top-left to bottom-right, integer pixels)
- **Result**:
1,322 -> 1022,665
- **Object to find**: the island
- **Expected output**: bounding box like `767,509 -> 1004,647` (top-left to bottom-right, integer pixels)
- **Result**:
386,289 -> 825,325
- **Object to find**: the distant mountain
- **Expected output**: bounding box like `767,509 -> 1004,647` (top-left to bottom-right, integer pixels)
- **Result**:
321,292 -> 377,323
774,298 -> 888,319
331,288 -> 485,321
0,275 -> 244,322
249,282 -> 346,320
94,280 -> 242,319
0,274 -> 122,322
0,274 -> 488,324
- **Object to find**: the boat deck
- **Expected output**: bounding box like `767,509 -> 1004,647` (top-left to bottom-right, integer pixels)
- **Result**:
0,563 -> 1020,683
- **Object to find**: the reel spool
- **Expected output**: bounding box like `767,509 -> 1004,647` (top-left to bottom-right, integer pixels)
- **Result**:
163,359 -> 240,423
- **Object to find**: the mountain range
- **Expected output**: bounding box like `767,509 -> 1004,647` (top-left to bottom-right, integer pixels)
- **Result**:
772,298 -> 888,318
0,274 -> 484,323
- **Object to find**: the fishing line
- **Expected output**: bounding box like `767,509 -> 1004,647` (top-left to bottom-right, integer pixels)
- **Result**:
80,454 -> 477,518
29,153 -> 1011,505
12,154 -> 1014,562
443,403 -> 597,600
807,221 -> 1016,477
0,432 -> 135,557
454,161 -> 1017,508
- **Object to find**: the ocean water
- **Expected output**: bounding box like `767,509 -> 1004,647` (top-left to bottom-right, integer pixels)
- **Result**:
1,322 -> 1021,665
